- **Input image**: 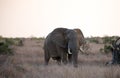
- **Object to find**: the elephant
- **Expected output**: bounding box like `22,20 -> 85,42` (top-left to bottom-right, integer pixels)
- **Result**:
43,28 -> 85,67
106,37 -> 120,65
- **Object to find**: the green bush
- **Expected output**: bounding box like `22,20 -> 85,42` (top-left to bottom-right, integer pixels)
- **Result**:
99,48 -> 104,53
89,37 -> 99,44
102,36 -> 112,44
0,42 -> 13,55
13,38 -> 24,46
0,37 -> 14,55
102,36 -> 119,44
103,45 -> 112,54
5,38 -> 15,45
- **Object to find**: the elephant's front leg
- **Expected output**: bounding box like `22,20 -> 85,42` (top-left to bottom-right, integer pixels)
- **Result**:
68,54 -> 72,63
61,52 -> 67,65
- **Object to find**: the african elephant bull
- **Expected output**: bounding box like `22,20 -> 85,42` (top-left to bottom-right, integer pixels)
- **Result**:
44,28 -> 85,67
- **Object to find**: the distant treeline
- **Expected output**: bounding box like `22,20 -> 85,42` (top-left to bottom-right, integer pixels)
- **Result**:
86,36 -> 119,44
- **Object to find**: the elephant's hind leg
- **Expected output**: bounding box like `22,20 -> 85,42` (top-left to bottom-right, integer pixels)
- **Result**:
44,50 -> 50,65
52,56 -> 61,65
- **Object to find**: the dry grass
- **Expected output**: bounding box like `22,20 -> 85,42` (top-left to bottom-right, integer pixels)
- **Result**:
104,66 -> 120,78
0,55 -> 24,78
0,38 -> 120,78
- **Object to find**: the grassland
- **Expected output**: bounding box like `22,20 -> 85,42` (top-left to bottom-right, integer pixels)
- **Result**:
0,37 -> 120,78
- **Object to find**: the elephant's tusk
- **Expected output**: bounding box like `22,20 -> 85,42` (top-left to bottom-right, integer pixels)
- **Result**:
79,48 -> 89,55
79,47 -> 84,53
68,48 -> 72,54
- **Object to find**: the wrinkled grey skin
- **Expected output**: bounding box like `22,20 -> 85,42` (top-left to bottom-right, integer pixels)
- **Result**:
44,28 -> 85,67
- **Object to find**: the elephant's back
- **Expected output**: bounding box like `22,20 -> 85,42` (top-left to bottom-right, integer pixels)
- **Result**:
52,28 -> 67,33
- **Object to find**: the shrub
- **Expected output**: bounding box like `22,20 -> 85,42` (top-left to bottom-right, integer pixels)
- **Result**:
0,38 -> 14,55
102,36 -> 119,44
14,38 -> 24,46
103,45 -> 112,54
89,37 -> 99,44
99,48 -> 104,53
0,41 -> 13,55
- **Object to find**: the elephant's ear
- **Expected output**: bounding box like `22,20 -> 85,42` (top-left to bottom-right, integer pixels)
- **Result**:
51,32 -> 67,48
74,28 -> 85,45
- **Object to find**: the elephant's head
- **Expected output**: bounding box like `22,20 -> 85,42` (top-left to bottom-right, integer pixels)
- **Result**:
51,28 -> 85,67
65,28 -> 85,67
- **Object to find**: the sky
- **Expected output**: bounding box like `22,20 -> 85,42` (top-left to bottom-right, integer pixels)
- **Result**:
0,0 -> 120,38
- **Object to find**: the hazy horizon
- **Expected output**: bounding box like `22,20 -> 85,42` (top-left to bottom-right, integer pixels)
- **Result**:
0,0 -> 120,38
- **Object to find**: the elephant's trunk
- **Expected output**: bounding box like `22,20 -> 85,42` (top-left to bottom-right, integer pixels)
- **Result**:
68,39 -> 78,67
72,50 -> 78,67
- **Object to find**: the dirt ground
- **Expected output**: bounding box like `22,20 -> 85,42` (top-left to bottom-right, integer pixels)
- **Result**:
0,38 -> 120,78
